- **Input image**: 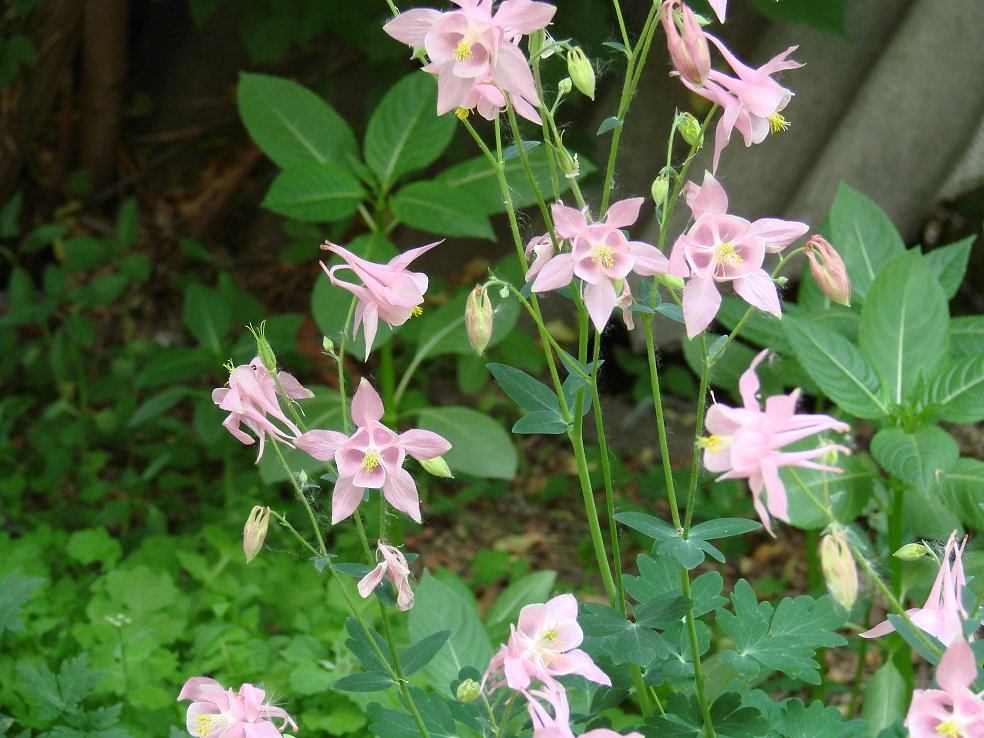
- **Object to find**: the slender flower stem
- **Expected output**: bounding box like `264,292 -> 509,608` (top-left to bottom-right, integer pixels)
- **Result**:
641,315 -> 682,529
271,438 -> 327,556
682,570 -> 716,738
683,335 -> 710,533
269,509 -> 321,558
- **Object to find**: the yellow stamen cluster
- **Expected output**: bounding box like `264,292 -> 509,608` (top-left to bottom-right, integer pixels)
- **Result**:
194,715 -> 220,738
534,628 -> 562,666
455,107 -> 471,120
361,449 -> 380,472
716,242 -> 744,275
699,435 -> 729,454
935,719 -> 961,737
453,40 -> 473,61
768,112 -> 790,134
412,305 -> 424,317
591,245 -> 615,269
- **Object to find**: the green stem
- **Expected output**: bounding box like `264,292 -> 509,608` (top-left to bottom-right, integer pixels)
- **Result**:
683,335 -> 710,533
642,315 -> 682,529
682,570 -> 716,738
271,438 -> 327,556
888,488 -> 904,596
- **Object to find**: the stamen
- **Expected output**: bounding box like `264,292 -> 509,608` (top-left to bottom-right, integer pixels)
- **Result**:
412,305 -> 423,317
361,449 -> 380,472
768,112 -> 790,134
194,715 -> 220,738
453,40 -> 473,61
591,246 -> 615,269
935,719 -> 960,737
455,107 -> 471,120
699,435 -> 730,454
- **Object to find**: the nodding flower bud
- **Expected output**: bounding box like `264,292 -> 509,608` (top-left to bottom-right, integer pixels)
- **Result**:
820,531 -> 858,612
456,679 -> 480,704
557,77 -> 573,96
248,321 -> 277,373
806,235 -> 851,307
894,542 -> 931,561
661,0 -> 710,88
566,46 -> 596,100
465,285 -> 494,356
420,455 -> 454,479
676,111 -> 703,148
552,140 -> 580,179
651,173 -> 671,210
243,505 -> 271,563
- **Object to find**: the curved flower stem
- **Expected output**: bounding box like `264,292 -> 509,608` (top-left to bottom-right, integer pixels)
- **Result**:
683,334 -> 710,534
269,509 -> 321,559
271,437 -> 327,556
641,316 -> 682,530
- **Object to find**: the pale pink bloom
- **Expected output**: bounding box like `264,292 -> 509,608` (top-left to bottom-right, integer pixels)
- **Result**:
322,240 -> 440,361
358,542 -> 415,611
532,198 -> 670,331
681,37 -> 802,169
212,358 -> 313,463
862,531 -> 971,646
667,172 -> 807,338
294,380 -> 450,524
660,0 -> 710,87
906,638 -> 984,738
525,686 -> 643,738
384,0 -> 554,123
524,232 -> 555,281
805,234 -> 851,307
178,677 -> 297,738
703,350 -> 851,535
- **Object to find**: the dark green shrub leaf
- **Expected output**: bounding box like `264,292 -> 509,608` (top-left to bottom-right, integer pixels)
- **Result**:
390,181 -> 494,240
262,162 -> 366,222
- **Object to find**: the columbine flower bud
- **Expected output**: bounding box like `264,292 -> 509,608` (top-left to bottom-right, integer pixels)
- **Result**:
557,77 -> 573,96
552,141 -> 579,179
243,506 -> 271,563
465,285 -> 494,356
676,112 -> 703,148
895,542 -> 931,561
248,321 -> 277,373
566,47 -> 596,100
658,273 -> 686,291
456,679 -> 479,704
806,235 -> 852,307
420,455 -> 453,479
323,336 -> 335,354
661,0 -> 710,87
651,173 -> 671,210
820,532 -> 858,611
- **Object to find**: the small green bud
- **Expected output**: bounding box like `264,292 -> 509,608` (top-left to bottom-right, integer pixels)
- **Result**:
566,47 -> 596,100
676,112 -> 703,148
650,173 -> 671,210
776,276 -> 789,286
297,470 -> 308,485
323,336 -> 335,354
557,77 -> 573,96
456,679 -> 480,704
420,456 -> 454,479
552,140 -> 580,179
658,274 -> 686,291
249,321 -> 277,373
894,542 -> 930,561
499,286 -> 510,299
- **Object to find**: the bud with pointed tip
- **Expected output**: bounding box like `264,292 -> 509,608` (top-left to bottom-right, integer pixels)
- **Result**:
420,455 -> 453,479
557,77 -> 573,96
248,321 -> 277,373
676,111 -> 703,148
465,285 -> 494,356
651,173 -> 671,210
806,235 -> 851,307
895,542 -> 931,561
820,531 -> 858,611
243,505 -> 271,563
566,46 -> 596,100
661,0 -> 710,88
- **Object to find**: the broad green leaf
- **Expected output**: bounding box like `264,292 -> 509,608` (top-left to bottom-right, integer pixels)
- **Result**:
924,236 -> 974,300
614,512 -> 677,542
332,671 -> 395,693
861,662 -> 907,737
401,631 -> 452,677
716,296 -> 789,352
390,181 -> 494,239
367,688 -> 458,738
689,518 -> 762,541
682,333 -> 759,400
886,614 -> 945,665
579,603 -> 670,665
183,283 -> 231,354
484,570 -> 556,645
237,72 -> 358,169
487,363 -> 560,413
784,315 -> 889,418
262,162 -> 365,221
511,410 -> 568,434
408,572 -> 493,696
939,458 -> 984,530
0,572 -> 44,635
66,528 -> 122,567
744,0 -> 845,32
927,353 -> 984,423
364,73 -> 455,192
826,183 -> 905,300
344,618 -> 393,674
950,316 -> 984,359
135,348 -> 209,387
129,387 -> 195,427
783,453 -> 876,529
415,406 -> 517,479
779,699 -> 869,738
902,483 -> 963,540
859,251 -> 949,407
624,555 -> 726,618
870,426 -> 959,491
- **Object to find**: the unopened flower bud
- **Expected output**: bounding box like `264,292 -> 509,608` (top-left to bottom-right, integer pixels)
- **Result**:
676,112 -> 703,148
894,542 -> 930,561
566,47 -> 596,100
658,273 -> 686,291
465,285 -> 494,355
323,336 -> 335,354
243,506 -> 271,563
499,286 -> 509,299
557,77 -> 573,96
552,140 -> 579,179
420,455 -> 453,479
528,29 -> 546,59
651,173 -> 671,210
248,321 -> 277,373
661,0 -> 710,87
806,235 -> 851,307
456,679 -> 479,703
776,276 -> 788,286
820,532 -> 858,611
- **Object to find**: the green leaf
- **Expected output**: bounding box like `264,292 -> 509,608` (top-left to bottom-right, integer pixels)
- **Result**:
390,181 -> 494,239
237,72 -> 358,169
689,518 -> 762,541
129,386 -> 195,427
0,572 -> 44,635
408,572 -> 493,696
707,692 -> 770,738
66,528 -> 122,567
134,348 -> 209,387
939,458 -> 984,530
364,73 -> 455,192
950,316 -> 984,359
925,236 -> 974,300
859,251 -> 949,407
579,604 -> 670,665
183,283 -> 232,354
368,689 -> 458,738
784,453 -> 876,529
870,425 -> 959,491
779,699 -> 869,738
886,614 -> 944,665
784,315 -> 889,418
928,354 -> 984,423
597,116 -> 622,135
624,555 -> 726,617
401,631 -> 452,677
344,617 -> 393,674
511,410 -> 568,434
744,0 -> 845,32
826,183 -> 906,300
257,391 -> 345,484
487,363 -> 560,413
484,570 -> 556,645
332,671 -> 395,693
860,662 -> 907,737
261,162 -> 365,221
415,406 -> 517,479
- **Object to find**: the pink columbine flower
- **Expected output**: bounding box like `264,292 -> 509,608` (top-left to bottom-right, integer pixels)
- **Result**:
384,0 -> 555,123
322,240 -> 440,361
680,37 -> 802,169
525,686 -> 643,738
212,358 -> 314,463
483,593 -> 611,692
862,531 -> 971,646
905,638 -> 984,737
531,198 -> 670,331
702,350 -> 851,535
294,379 -> 451,524
358,542 -> 415,611
178,677 -> 297,738
660,0 -> 710,88
667,172 -> 807,338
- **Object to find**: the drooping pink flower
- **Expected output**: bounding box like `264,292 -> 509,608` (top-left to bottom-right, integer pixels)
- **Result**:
212,358 -> 314,463
805,234 -> 852,307
862,531 -> 971,646
667,172 -> 807,338
322,240 -> 440,361
358,542 -> 415,611
702,350 -> 851,535
178,677 -> 297,738
531,198 -> 670,331
524,232 -> 555,281
524,685 -> 643,738
660,0 -> 710,87
905,638 -> 984,738
294,379 -> 451,524
384,0 -> 555,123
680,37 -> 802,169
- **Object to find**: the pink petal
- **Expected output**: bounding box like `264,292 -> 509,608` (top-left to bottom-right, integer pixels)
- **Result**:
277,371 -> 314,399
732,269 -> 781,316
691,172 -> 729,219
358,563 -> 387,598
745,217 -> 809,253
551,202 -> 587,240
178,677 -> 225,703
383,8 -> 443,46
583,278 -> 617,331
351,380 -> 385,427
492,0 -> 555,35
390,240 -> 443,271
382,468 -> 422,522
399,429 -> 452,459
936,637 -> 977,693
682,275 -> 722,338
491,42 -> 539,103
532,253 -> 576,291
708,0 -> 727,22
331,476 -> 365,525
604,198 -> 643,229
628,241 -> 670,276
294,430 -> 349,461
739,350 -> 768,409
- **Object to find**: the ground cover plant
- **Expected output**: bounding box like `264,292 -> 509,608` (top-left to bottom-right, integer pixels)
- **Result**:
2,0 -> 984,737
